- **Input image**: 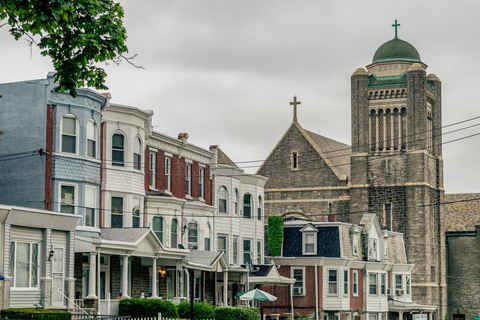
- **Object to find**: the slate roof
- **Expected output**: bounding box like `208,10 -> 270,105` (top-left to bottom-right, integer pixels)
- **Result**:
283,225 -> 341,257
249,264 -> 273,277
303,129 -> 351,178
100,228 -> 150,243
186,250 -> 223,266
210,145 -> 237,167
444,193 -> 480,232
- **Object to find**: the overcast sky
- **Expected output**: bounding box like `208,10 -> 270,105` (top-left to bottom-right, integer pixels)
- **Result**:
1,0 -> 479,194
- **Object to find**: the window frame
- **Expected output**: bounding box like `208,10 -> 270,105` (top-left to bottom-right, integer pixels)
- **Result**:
84,185 -> 97,227
352,270 -> 359,296
383,203 -> 392,230
10,241 -> 40,288
243,193 -> 252,219
292,267 -> 305,296
352,233 -> 359,256
199,167 -> 205,199
380,273 -> 386,296
112,133 -> 125,167
61,114 -> 78,154
218,235 -> 228,258
152,216 -> 164,244
234,189 -> 239,215
111,196 -> 124,228
149,151 -> 156,189
328,268 -> 339,296
369,273 -> 378,295
132,198 -> 141,228
171,218 -> 178,249
185,163 -> 192,196
343,269 -> 349,296
133,136 -> 142,171
86,119 -> 97,158
302,231 -> 317,255
233,236 -> 239,265
60,183 -> 77,214
369,238 -> 378,260
187,221 -> 198,249
257,196 -> 262,220
257,240 -> 262,264
406,274 -> 411,296
165,156 -> 172,192
218,186 -> 228,214
243,239 -> 252,264
291,151 -> 299,170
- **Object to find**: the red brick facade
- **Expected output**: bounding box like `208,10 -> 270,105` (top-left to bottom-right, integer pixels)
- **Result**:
350,268 -> 363,310
144,146 -> 150,191
156,150 -> 165,190
191,161 -> 199,199
171,155 -> 186,198
204,165 -> 212,205
44,105 -> 54,211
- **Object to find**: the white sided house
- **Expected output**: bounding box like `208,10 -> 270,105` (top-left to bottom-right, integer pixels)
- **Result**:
0,204 -> 80,310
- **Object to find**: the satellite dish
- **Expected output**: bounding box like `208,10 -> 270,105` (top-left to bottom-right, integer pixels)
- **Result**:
178,244 -> 185,250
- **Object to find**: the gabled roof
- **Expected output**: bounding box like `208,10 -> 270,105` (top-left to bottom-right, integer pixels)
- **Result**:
210,145 -> 238,167
256,121 -> 351,180
360,213 -> 379,235
185,250 -> 229,272
445,193 -> 480,232
248,264 -> 295,286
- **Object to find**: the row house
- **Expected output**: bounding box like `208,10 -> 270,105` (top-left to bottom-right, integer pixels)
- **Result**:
0,73 -> 106,309
263,214 -> 436,320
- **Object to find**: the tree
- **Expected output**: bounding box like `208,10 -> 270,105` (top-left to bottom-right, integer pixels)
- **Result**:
0,0 -> 138,97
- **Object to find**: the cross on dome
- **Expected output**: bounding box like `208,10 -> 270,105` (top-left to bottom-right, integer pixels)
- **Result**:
392,19 -> 400,38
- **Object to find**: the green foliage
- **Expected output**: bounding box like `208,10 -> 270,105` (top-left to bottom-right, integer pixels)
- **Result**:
177,301 -> 215,320
215,307 -> 259,320
119,299 -> 178,319
1,308 -> 70,320
0,0 -> 132,97
268,215 -> 284,256
296,312 -> 313,320
34,294 -> 49,309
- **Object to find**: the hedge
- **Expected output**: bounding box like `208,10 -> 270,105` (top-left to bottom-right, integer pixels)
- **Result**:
267,215 -> 283,256
119,299 -> 178,318
215,307 -> 259,320
177,301 -> 215,320
1,309 -> 70,320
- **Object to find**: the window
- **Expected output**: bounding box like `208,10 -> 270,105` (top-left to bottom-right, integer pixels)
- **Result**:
111,196 -> 123,228
328,269 -> 338,295
185,164 -> 192,195
292,268 -> 304,295
380,273 -> 386,295
369,273 -> 378,295
257,241 -> 262,264
199,167 -> 204,198
171,218 -> 178,248
153,216 -> 163,244
194,276 -> 201,299
85,186 -> 96,227
165,157 -> 172,191
353,270 -> 358,296
87,120 -> 97,158
205,224 -> 211,251
62,115 -> 77,154
188,221 -> 198,249
149,152 -> 156,188
352,234 -> 359,256
243,194 -> 252,218
10,242 -> 39,287
219,186 -> 228,213
344,269 -> 349,295
384,203 -> 392,230
233,237 -> 238,265
60,184 -> 76,214
112,133 -> 125,166
369,238 -> 378,260
257,196 -> 262,220
132,199 -> 141,228
395,274 -> 403,291
218,235 -> 227,258
234,189 -> 239,215
291,151 -> 298,170
369,314 -> 378,320
303,232 -> 317,255
133,137 -> 141,170
243,239 -> 251,264
431,266 -> 436,282
406,274 -> 411,295
384,238 -> 389,259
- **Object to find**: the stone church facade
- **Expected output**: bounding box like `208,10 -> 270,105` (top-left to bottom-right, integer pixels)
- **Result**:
257,30 -> 447,319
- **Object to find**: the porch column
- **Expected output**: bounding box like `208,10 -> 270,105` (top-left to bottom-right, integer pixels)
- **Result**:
151,258 -> 158,298
121,255 -> 130,298
429,313 -> 432,320
223,270 -> 228,306
87,252 -> 97,298
399,311 -> 404,320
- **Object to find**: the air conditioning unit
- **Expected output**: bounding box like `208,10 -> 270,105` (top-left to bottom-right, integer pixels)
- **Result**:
293,287 -> 303,295
396,289 -> 404,296
387,288 -> 391,296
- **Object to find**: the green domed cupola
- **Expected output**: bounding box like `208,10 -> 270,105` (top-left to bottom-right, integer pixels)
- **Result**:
372,20 -> 422,64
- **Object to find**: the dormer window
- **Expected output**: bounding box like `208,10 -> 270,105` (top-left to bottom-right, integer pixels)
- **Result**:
368,238 -> 378,260
384,237 -> 389,259
352,233 -> 359,256
300,224 -> 318,255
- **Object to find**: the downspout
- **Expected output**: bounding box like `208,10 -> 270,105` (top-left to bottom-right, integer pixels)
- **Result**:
446,238 -> 449,320
97,246 -> 101,315
315,263 -> 319,320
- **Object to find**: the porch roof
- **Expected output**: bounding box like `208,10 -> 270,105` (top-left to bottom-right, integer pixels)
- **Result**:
248,264 -> 295,286
75,228 -> 188,259
388,300 -> 437,312
185,250 -> 229,272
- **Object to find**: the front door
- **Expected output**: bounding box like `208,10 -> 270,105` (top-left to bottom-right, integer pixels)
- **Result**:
453,314 -> 465,320
51,248 -> 65,307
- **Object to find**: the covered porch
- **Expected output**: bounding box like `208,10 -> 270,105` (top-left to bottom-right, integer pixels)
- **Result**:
388,300 -> 437,320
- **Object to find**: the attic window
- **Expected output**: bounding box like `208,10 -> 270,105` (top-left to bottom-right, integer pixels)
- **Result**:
291,151 -> 299,170
368,238 -> 378,260
301,224 -> 318,255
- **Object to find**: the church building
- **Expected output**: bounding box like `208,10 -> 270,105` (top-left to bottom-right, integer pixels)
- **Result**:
257,22 -> 446,319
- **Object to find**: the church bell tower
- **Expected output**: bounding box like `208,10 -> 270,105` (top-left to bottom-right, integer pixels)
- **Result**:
349,21 -> 446,318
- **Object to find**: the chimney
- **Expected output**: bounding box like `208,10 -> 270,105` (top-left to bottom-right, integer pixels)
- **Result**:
178,133 -> 189,146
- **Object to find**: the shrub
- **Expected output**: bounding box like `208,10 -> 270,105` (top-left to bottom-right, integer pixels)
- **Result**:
119,299 -> 178,318
268,215 -> 283,256
1,308 -> 70,320
215,307 -> 259,320
177,301 -> 215,319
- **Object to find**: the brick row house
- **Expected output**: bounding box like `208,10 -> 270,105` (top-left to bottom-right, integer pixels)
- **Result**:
262,214 -> 436,320
0,75 -> 267,312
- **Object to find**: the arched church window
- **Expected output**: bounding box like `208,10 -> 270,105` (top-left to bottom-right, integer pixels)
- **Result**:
393,108 -> 399,150
401,108 -> 407,150
370,109 -> 376,151
385,109 -> 392,150
378,109 -> 384,151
